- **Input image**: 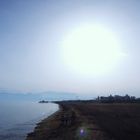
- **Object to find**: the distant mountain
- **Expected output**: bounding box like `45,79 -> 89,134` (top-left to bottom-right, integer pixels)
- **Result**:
0,91 -> 78,101
39,91 -> 78,101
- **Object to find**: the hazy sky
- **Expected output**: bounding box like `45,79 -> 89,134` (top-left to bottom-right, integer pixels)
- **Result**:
0,0 -> 140,96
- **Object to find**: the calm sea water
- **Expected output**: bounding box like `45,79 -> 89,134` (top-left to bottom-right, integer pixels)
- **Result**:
0,101 -> 59,140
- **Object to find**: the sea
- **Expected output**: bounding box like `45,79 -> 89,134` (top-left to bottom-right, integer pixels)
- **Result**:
0,101 -> 59,140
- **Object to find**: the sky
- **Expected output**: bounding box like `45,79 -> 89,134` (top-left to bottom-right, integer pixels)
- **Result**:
0,0 -> 140,96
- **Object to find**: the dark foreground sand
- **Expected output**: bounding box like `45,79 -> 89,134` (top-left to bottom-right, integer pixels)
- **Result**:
26,102 -> 140,140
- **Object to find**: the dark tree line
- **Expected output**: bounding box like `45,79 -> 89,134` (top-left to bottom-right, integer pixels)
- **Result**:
96,94 -> 140,103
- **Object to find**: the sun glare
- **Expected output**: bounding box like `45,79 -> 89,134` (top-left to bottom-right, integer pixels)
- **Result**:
61,24 -> 122,75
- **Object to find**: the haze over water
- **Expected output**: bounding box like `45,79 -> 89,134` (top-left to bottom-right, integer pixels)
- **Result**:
0,101 -> 58,140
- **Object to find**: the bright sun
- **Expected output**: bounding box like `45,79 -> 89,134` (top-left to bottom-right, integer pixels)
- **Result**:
61,24 -> 122,75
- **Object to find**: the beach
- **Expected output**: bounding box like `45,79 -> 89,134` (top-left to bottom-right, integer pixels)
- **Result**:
26,101 -> 140,140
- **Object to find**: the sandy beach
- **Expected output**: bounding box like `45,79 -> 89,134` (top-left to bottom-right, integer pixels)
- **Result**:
26,101 -> 140,140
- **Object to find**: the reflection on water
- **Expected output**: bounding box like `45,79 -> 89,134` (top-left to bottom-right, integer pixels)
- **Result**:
0,101 -> 58,140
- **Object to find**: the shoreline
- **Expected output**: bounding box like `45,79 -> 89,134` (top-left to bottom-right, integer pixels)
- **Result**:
26,102 -> 108,140
26,103 -> 62,140
26,102 -> 140,140
26,103 -> 81,140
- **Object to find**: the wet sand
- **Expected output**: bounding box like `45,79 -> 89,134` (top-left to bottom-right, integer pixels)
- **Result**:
26,101 -> 140,140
